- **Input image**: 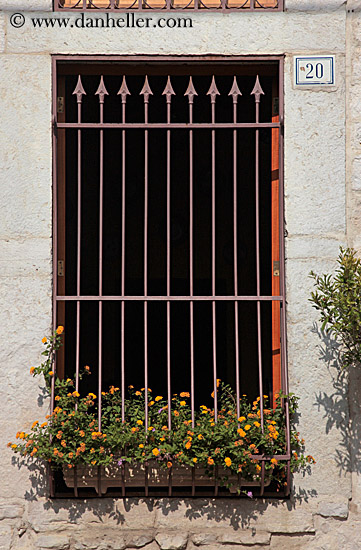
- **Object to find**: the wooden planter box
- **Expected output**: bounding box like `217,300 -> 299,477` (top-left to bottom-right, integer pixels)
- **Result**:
63,460 -> 270,495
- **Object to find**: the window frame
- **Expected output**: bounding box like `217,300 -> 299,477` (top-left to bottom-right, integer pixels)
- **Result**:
51,55 -> 289,498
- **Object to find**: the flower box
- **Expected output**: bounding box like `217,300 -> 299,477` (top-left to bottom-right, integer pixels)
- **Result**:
62,460 -> 270,495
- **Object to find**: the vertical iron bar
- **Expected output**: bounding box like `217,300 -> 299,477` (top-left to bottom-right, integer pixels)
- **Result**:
189,98 -> 195,429
121,98 -> 126,423
95,76 -> 108,432
140,77 -> 152,432
209,82 -> 218,423
76,100 -> 82,394
163,76 -> 174,431
118,77 -> 130,424
230,79 -> 241,421
254,77 -> 264,433
185,78 -> 197,429
167,101 -> 171,431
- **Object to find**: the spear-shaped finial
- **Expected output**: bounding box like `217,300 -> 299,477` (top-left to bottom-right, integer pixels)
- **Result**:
207,76 -> 220,104
184,76 -> 198,104
140,76 -> 153,104
251,75 -> 265,104
117,76 -> 131,104
95,76 -> 109,104
228,76 -> 242,104
162,76 -> 176,104
72,75 -> 86,104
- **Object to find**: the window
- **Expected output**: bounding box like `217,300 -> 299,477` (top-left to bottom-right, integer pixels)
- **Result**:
54,0 -> 282,11
52,56 -> 288,497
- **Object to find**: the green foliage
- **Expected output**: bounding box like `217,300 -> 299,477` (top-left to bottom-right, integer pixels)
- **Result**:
310,247 -> 361,369
8,330 -> 314,491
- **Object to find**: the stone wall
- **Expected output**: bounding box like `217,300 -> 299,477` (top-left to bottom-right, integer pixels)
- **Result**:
1,2 -> 361,549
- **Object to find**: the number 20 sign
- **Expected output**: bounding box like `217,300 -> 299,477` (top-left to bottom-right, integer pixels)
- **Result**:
294,56 -> 335,86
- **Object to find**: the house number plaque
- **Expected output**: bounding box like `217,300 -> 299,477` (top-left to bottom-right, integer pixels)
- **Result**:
294,55 -> 335,86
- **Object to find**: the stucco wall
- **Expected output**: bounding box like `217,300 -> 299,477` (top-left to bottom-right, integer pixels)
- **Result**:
1,2 -> 361,550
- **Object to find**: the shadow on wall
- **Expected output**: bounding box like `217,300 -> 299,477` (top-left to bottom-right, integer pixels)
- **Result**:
312,322 -> 361,477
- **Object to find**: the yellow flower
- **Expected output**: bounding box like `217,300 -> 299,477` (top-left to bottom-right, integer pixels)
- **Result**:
256,464 -> 261,472
152,448 -> 160,456
245,424 -> 251,431
224,457 -> 232,467
207,457 -> 214,466
180,401 -> 186,406
148,426 -> 154,431
270,458 -> 278,465
137,420 -> 143,425
139,444 -> 144,448
131,427 -> 137,433
155,396 -> 163,402
49,371 -> 54,377
238,416 -> 246,422
193,457 -> 198,463
198,434 -> 203,440
160,437 -> 165,442
72,391 -> 80,398
56,326 -> 64,335
237,428 -> 246,438
135,391 -> 142,396
30,367 -> 35,374
254,421 -> 261,428
88,393 -> 97,399
149,401 -> 155,406
216,379 -> 221,388
42,337 -> 47,344
55,396 -> 61,401
11,444 -> 17,449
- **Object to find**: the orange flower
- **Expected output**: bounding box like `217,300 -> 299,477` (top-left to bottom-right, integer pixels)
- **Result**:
42,337 -> 47,344
244,424 -> 251,431
68,452 -> 74,458
49,371 -> 54,377
224,457 -> 232,467
180,392 -> 190,398
55,396 -> 61,401
167,461 -> 172,468
152,448 -> 160,457
149,401 -> 155,406
79,430 -> 85,437
139,444 -> 144,448
31,421 -> 39,429
85,365 -> 90,371
30,367 -> 35,374
72,391 -> 80,398
180,401 -> 186,406
270,458 -> 278,466
40,422 -> 47,428
185,441 -> 192,449
237,428 -> 246,438
193,457 -> 198,463
137,420 -> 143,425
155,396 -> 163,402
135,391 -> 141,396
207,457 -> 214,466
216,379 -> 221,388
174,411 -> 179,417
254,421 -> 261,428
56,326 -> 64,335
61,440 -> 66,447
91,460 -> 97,465
238,416 -> 246,422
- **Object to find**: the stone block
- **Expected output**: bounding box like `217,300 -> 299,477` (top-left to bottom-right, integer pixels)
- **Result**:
0,1 -> 52,9
218,531 -> 270,545
191,533 -> 217,546
126,534 -> 155,548
0,525 -> 12,550
36,534 -> 69,549
317,501 -> 349,519
155,533 -> 188,550
0,504 -> 23,520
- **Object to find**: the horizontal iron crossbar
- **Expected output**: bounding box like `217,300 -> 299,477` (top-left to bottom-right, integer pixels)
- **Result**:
56,122 -> 281,129
56,295 -> 284,301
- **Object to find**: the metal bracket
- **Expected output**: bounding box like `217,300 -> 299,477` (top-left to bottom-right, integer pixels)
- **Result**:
58,260 -> 64,277
57,96 -> 64,114
273,261 -> 280,277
